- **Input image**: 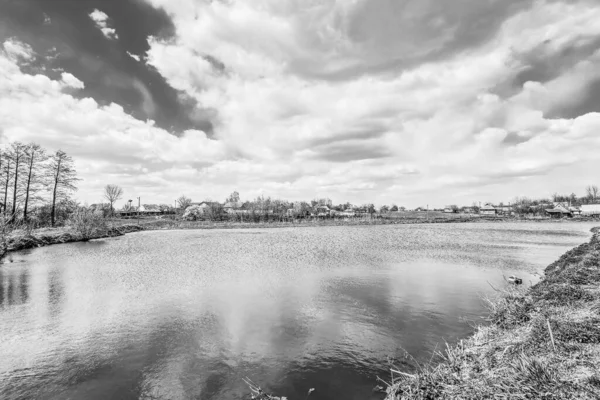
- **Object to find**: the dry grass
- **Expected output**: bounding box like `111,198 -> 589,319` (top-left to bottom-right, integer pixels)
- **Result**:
2,223 -> 143,255
384,228 -> 600,400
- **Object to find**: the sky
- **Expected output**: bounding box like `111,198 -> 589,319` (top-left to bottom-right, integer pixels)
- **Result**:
1,0 -> 600,208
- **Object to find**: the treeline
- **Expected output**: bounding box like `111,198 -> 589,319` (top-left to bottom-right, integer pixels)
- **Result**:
510,186 -> 599,215
177,191 -> 397,223
1,142 -> 79,226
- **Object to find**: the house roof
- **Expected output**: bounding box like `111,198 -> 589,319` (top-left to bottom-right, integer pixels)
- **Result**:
546,205 -> 571,213
581,204 -> 600,212
191,201 -> 220,207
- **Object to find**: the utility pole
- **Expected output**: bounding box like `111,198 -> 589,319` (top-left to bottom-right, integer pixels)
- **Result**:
137,196 -> 141,225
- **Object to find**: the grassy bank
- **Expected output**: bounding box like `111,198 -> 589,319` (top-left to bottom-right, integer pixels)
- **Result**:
114,215 -> 483,231
383,227 -> 600,399
1,224 -> 144,257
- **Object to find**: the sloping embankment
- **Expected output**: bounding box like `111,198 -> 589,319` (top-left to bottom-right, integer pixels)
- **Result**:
384,227 -> 600,399
1,224 -> 144,257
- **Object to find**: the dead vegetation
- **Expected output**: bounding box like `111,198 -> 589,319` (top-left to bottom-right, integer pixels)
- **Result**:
383,228 -> 600,399
1,223 -> 144,256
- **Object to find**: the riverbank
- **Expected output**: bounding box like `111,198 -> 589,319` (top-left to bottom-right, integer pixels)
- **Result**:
383,227 -> 600,399
114,215 -> 600,231
1,224 -> 144,258
2,216 -> 597,259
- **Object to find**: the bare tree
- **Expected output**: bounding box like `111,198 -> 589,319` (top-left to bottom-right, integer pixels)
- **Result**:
47,150 -> 79,226
177,195 -> 192,210
586,185 -> 599,202
0,147 -> 10,215
103,184 -> 123,216
9,142 -> 26,219
22,143 -> 47,221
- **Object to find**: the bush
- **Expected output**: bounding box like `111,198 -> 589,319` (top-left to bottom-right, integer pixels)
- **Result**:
69,208 -> 108,240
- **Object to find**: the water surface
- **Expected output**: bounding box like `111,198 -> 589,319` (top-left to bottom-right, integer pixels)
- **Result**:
0,222 -> 596,400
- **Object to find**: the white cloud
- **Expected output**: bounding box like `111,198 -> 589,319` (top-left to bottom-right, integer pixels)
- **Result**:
0,39 -> 225,206
3,1 -> 600,207
60,72 -> 85,89
127,51 -> 141,62
2,38 -> 34,63
139,0 -> 600,206
89,9 -> 119,40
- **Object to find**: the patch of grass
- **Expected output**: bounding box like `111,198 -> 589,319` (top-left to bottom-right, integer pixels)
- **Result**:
485,291 -> 534,329
532,283 -> 595,305
383,227 -> 600,400
531,317 -> 600,345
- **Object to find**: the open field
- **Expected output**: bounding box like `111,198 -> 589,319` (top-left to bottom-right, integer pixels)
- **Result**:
382,227 -> 600,400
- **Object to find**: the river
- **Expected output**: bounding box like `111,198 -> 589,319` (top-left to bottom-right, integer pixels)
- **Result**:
0,222 -> 596,400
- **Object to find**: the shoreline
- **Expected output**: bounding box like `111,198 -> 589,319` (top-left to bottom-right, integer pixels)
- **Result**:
1,224 -> 144,259
1,217 -> 598,259
2,221 -> 598,398
382,227 -> 600,399
116,215 -> 600,231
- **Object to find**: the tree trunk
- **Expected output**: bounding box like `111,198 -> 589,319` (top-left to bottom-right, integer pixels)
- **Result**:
23,152 -> 34,222
51,158 -> 61,227
11,152 -> 20,218
2,161 -> 9,216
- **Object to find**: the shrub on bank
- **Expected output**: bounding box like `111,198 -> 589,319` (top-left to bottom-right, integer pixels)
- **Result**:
68,208 -> 109,240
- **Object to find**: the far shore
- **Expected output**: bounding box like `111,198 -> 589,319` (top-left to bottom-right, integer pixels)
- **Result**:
1,214 -> 598,259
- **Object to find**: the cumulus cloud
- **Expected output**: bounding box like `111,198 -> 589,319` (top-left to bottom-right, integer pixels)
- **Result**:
138,0 -> 600,205
89,9 -> 119,40
127,51 -> 141,62
2,38 -> 35,63
3,1 -> 600,207
0,39 -> 225,204
60,72 -> 85,89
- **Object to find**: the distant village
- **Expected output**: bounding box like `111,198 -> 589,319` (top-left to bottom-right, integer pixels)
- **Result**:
2,140 -> 598,226
90,186 -> 600,222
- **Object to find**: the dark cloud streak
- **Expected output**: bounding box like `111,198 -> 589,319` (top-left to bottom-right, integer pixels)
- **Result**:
0,0 -> 213,135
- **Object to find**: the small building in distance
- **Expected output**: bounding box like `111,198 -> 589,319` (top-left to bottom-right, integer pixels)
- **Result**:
223,201 -> 242,214
315,205 -> 331,217
569,206 -> 582,216
545,204 -> 572,218
581,204 -> 600,216
480,204 -> 497,216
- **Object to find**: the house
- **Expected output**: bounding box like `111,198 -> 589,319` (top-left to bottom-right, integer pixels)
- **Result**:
223,201 -> 242,214
339,208 -> 356,217
569,206 -> 582,216
480,204 -> 497,216
139,204 -> 162,214
497,205 -> 513,215
190,202 -> 221,213
315,205 -> 331,217
581,204 -> 600,216
443,208 -> 453,213
545,204 -> 572,218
